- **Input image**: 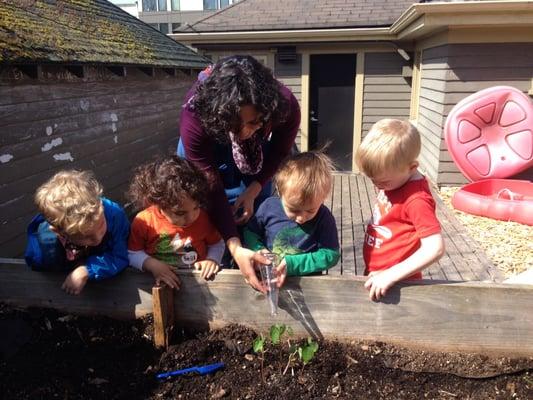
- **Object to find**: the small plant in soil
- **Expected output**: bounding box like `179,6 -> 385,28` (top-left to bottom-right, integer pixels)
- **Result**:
252,333 -> 267,382
269,323 -> 291,345
253,324 -> 320,380
297,337 -> 319,371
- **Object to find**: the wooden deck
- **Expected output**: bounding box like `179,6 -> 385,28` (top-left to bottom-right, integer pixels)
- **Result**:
326,173 -> 504,282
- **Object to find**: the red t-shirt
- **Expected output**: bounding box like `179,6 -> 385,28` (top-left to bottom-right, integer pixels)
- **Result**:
128,206 -> 221,267
363,178 -> 441,279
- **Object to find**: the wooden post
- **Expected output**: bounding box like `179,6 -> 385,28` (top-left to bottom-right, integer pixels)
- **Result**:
152,285 -> 174,348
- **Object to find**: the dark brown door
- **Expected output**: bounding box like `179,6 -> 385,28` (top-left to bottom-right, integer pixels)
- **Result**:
309,54 -> 356,171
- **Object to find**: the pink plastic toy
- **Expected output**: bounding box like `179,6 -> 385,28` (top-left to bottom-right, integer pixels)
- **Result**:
445,86 -> 533,181
444,86 -> 533,225
451,179 -> 533,225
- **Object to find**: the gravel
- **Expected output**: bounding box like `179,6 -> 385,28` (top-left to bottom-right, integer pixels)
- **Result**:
438,187 -> 533,278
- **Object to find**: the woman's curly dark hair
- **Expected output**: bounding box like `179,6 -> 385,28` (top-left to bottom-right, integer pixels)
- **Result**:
192,55 -> 289,144
127,156 -> 209,212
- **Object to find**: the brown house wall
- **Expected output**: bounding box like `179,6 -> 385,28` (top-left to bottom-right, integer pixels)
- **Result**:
419,43 -> 533,186
0,67 -> 194,257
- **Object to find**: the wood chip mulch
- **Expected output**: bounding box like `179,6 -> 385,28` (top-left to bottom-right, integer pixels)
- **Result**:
438,187 -> 532,278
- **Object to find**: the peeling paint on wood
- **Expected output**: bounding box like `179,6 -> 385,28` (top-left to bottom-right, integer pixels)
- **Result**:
0,154 -> 14,163
41,138 -> 63,152
53,152 -> 74,162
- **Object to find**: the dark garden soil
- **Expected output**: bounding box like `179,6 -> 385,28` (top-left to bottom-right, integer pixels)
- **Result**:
1,303 -> 532,400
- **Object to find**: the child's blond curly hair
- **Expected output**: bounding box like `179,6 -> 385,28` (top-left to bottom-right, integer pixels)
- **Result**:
34,170 -> 104,236
356,119 -> 421,178
275,151 -> 334,206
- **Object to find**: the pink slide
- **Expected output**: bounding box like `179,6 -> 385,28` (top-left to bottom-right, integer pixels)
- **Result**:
444,86 -> 533,225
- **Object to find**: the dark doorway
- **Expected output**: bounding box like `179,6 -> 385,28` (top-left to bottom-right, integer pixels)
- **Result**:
309,54 -> 356,171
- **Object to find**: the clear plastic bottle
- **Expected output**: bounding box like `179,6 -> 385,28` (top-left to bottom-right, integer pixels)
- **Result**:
259,252 -> 279,316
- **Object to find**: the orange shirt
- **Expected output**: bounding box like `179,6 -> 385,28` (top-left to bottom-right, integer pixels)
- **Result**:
128,206 -> 221,267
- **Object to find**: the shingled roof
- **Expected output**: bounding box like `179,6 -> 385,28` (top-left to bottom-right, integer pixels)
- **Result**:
0,0 -> 208,68
184,0 -> 418,32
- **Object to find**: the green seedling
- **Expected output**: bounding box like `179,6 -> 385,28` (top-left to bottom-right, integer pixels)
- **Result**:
269,323 -> 285,345
269,323 -> 292,345
252,334 -> 266,383
269,324 -> 294,373
252,334 -> 266,354
297,337 -> 319,370
253,325 -> 317,379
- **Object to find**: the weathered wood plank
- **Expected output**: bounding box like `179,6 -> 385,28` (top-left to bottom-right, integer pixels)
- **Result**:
328,174 -> 343,275
433,194 -> 503,282
0,263 -> 153,318
340,174 -> 355,275
1,264 -> 532,357
152,285 -> 175,349
349,175 -> 366,275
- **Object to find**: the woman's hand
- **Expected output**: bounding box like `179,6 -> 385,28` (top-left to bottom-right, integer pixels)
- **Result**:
258,249 -> 287,289
233,181 -> 262,225
228,237 -> 269,293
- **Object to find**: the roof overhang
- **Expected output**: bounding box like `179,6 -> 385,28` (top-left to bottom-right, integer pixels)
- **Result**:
392,0 -> 533,40
170,1 -> 533,46
169,27 -> 391,45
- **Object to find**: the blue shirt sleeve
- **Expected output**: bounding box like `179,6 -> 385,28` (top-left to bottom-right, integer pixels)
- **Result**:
85,198 -> 130,280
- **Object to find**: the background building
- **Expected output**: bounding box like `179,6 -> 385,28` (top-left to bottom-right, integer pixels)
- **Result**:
0,0 -> 208,256
111,0 -> 237,34
172,0 -> 533,184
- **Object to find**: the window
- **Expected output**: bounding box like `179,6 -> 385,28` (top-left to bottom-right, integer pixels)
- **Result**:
203,0 -> 217,10
149,23 -> 170,34
143,0 -> 167,12
203,0 -> 232,10
143,0 -> 156,11
172,23 -> 182,33
171,0 -> 180,10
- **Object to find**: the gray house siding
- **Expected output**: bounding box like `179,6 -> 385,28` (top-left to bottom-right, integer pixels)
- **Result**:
0,67 -> 193,257
362,52 -> 412,140
420,43 -> 533,186
275,55 -> 302,150
418,46 -> 449,184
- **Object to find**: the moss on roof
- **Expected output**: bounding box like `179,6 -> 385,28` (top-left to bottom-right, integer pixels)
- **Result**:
0,0 -> 208,68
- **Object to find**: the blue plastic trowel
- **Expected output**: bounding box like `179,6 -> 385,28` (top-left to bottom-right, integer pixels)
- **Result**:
156,362 -> 225,379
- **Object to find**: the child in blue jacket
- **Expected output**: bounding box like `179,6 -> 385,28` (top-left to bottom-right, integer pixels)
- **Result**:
25,170 -> 130,295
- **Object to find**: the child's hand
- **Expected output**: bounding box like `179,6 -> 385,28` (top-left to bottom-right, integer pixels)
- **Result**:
62,266 -> 89,295
364,270 -> 396,301
143,258 -> 181,289
275,258 -> 287,288
194,259 -> 220,280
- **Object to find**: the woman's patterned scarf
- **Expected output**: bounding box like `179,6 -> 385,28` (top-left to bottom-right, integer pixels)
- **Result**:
229,130 -> 264,175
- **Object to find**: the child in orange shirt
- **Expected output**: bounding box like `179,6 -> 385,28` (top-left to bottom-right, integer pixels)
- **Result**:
127,156 -> 224,288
